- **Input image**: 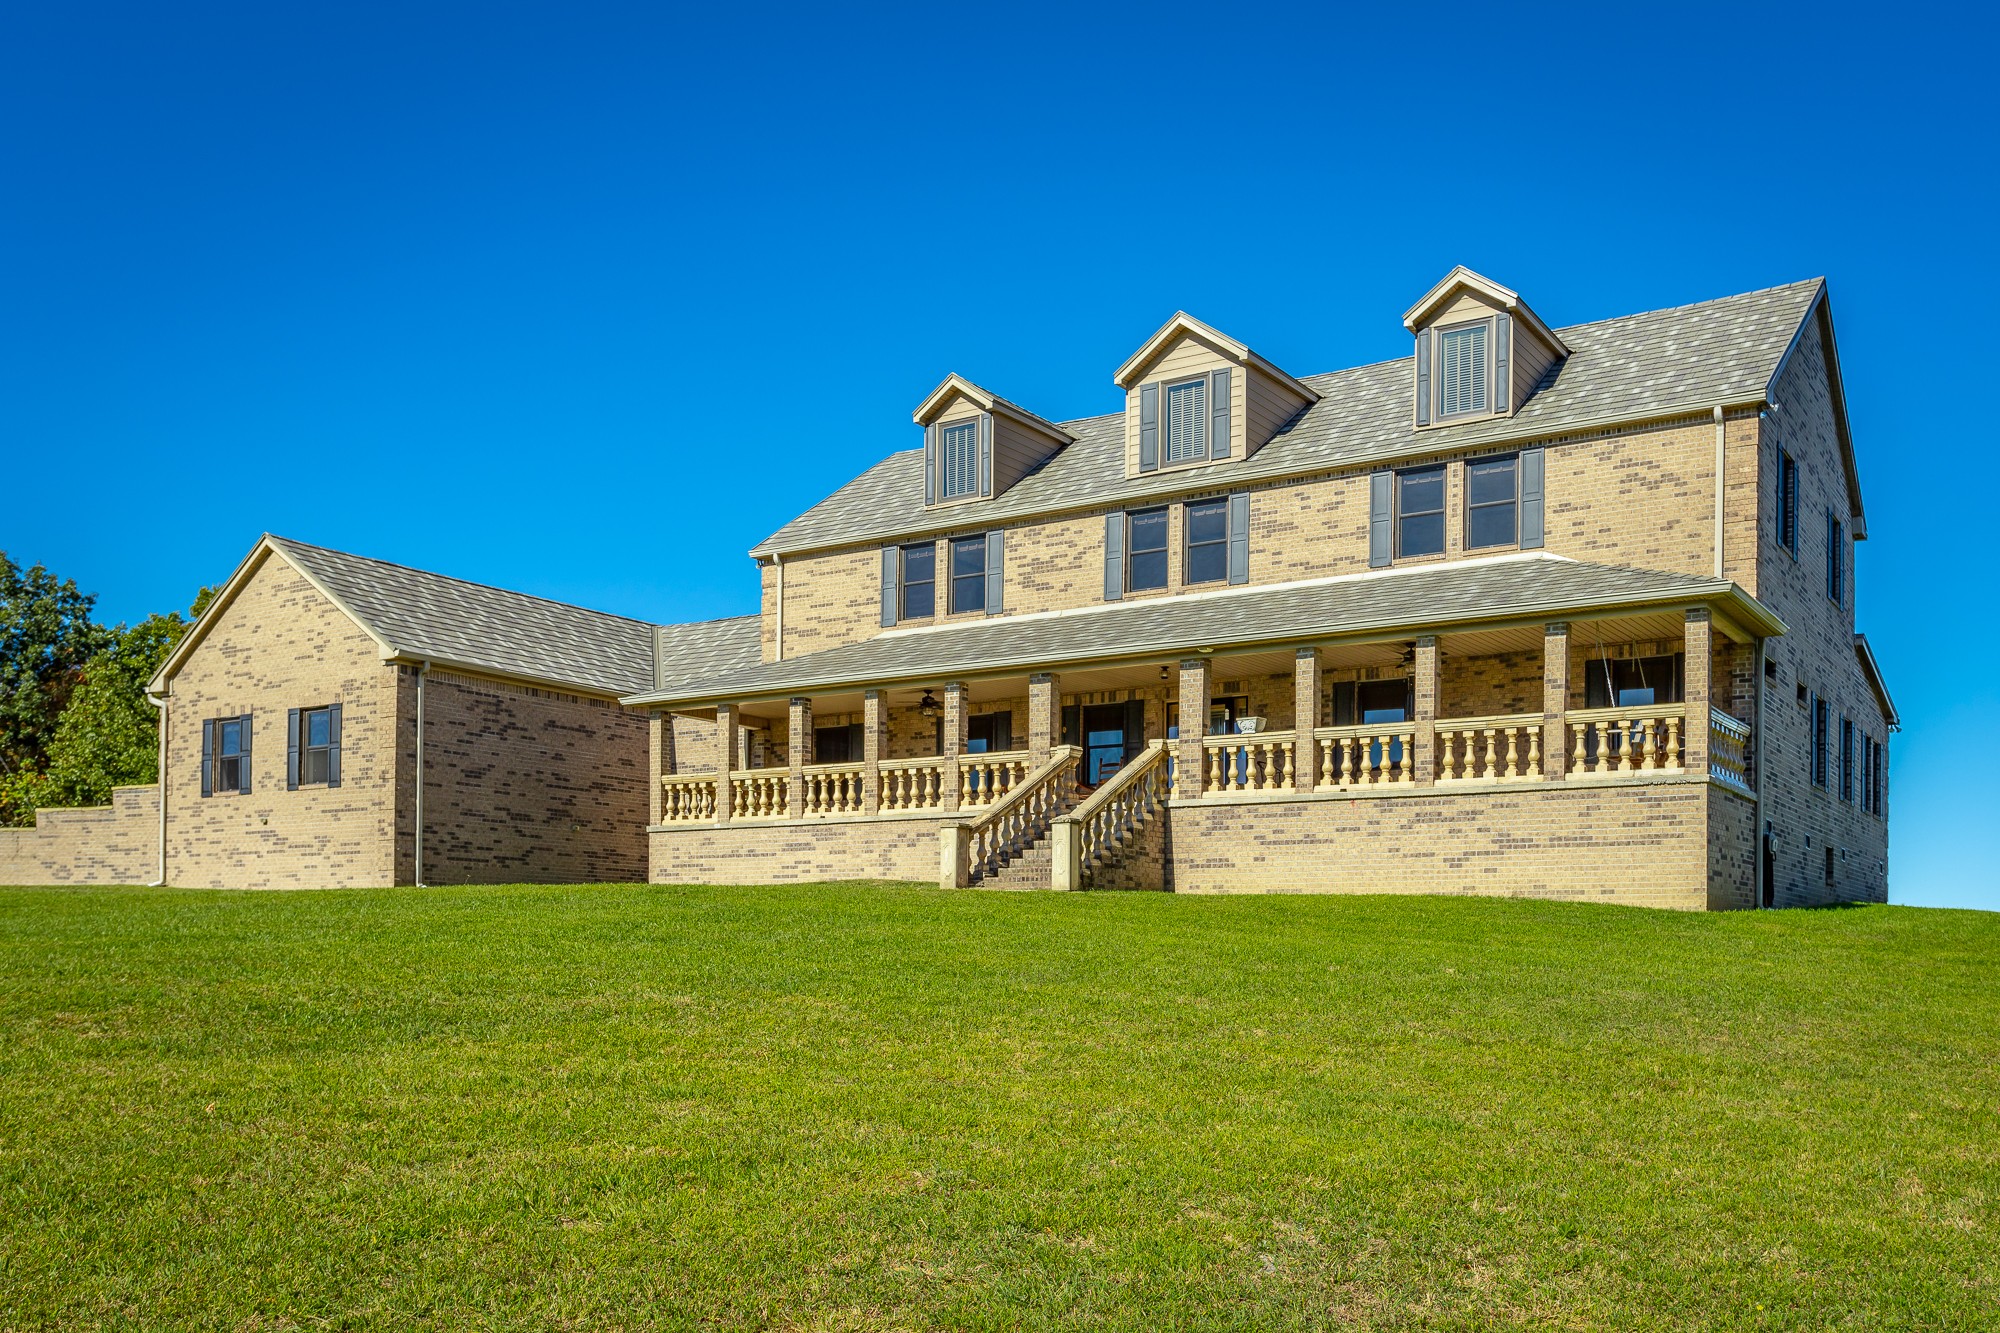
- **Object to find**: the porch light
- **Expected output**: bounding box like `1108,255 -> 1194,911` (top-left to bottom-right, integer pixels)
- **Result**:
917,690 -> 941,720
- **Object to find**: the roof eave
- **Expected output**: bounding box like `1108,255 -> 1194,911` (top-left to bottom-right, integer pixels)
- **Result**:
1853,633 -> 1899,728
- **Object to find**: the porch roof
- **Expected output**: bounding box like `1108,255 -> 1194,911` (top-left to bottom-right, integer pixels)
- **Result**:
621,553 -> 1786,708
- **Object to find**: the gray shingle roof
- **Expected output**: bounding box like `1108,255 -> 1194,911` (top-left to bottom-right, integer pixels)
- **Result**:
654,615 -> 764,691
753,279 -> 1824,557
622,554 -> 1785,706
270,536 -> 662,696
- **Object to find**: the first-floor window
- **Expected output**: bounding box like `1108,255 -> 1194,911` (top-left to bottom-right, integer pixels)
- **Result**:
1184,497 -> 1228,584
1127,507 -> 1168,591
900,542 -> 935,620
1465,455 -> 1519,549
301,707 -> 334,784
1870,736 -> 1886,816
1839,717 -> 1855,802
203,714 -> 251,795
1810,694 -> 1829,788
1396,465 -> 1445,558
949,535 -> 986,614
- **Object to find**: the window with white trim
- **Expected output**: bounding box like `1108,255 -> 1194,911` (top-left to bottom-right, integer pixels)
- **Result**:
899,543 -> 935,620
1465,455 -> 1519,549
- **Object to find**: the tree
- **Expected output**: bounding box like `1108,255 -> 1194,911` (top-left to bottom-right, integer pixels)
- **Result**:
0,553 -> 107,791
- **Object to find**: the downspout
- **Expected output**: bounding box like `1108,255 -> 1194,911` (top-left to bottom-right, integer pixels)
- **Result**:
146,690 -> 168,886
773,555 -> 785,660
414,661 -> 429,888
1713,405 -> 1727,579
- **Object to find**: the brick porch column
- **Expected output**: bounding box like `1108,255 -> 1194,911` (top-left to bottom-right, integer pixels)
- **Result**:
1543,622 -> 1570,781
1028,672 -> 1060,763
941,681 -> 968,812
1412,636 -> 1438,786
862,688 -> 885,815
714,702 -> 740,822
1684,608 -> 1713,776
787,696 -> 812,817
1176,657 -> 1211,798
1292,648 -> 1321,793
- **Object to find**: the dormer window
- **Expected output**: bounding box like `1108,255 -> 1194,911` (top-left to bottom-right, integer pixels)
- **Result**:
1163,377 -> 1210,463
1114,312 -> 1319,480
1404,267 -> 1567,429
914,374 -> 1074,508
1438,321 -> 1490,418
940,419 -> 980,499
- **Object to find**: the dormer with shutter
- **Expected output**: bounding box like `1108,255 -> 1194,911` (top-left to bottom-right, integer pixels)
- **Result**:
913,374 -> 1075,508
1113,312 -> 1318,479
1404,267 -> 1568,429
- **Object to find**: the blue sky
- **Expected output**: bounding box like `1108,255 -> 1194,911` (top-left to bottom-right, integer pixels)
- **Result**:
4,3 -> 1994,909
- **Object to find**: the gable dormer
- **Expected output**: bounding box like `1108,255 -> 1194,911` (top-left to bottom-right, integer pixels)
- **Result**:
1403,267 -> 1568,428
913,373 -> 1074,508
1113,312 -> 1318,479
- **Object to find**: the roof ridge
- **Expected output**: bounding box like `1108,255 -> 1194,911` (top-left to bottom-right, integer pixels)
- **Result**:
656,612 -> 761,632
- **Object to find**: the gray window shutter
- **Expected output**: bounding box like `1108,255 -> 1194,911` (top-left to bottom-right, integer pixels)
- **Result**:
287,708 -> 301,790
1138,383 -> 1159,472
327,704 -> 342,788
1414,330 -> 1432,426
238,713 -> 252,793
879,547 -> 899,627
1209,368 -> 1232,459
985,529 -> 1004,614
1227,490 -> 1250,585
978,413 -> 994,497
1493,313 -> 1511,414
1103,513 -> 1125,601
1368,471 -> 1393,567
923,424 -> 937,506
1519,447 -> 1545,548
200,718 -> 213,797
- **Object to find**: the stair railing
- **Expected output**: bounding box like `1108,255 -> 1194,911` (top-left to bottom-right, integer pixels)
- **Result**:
938,745 -> 1080,889
1050,740 -> 1172,891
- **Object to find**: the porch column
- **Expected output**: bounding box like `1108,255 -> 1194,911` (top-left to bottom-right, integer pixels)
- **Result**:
714,703 -> 740,822
1028,672 -> 1060,763
1684,608 -> 1713,776
941,681 -> 968,812
862,688 -> 886,815
787,697 -> 812,817
1413,636 -> 1438,786
1292,648 -> 1321,793
1542,622 -> 1570,781
1176,657 -> 1211,798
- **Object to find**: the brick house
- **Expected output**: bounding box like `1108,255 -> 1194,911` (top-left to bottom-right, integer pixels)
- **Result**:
625,269 -> 1895,909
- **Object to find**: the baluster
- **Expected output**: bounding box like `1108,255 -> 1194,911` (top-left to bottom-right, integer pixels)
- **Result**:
1640,718 -> 1658,771
1282,740 -> 1296,791
1571,723 -> 1588,776
1667,717 -> 1682,771
1503,728 -> 1519,780
1525,727 -> 1540,779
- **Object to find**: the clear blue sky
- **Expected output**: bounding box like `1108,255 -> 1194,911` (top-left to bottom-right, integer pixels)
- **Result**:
4,3 -> 1994,909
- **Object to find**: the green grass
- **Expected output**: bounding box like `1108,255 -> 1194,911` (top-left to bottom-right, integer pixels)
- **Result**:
0,884 -> 1994,1331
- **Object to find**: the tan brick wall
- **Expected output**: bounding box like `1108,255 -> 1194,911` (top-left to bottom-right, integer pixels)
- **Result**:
0,785 -> 158,885
399,669 -> 648,885
162,551 -> 400,889
1166,779 -> 1714,909
649,814 -> 945,885
1707,785 -> 1756,910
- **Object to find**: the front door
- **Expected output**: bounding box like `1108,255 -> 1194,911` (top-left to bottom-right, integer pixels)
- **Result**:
1075,699 -> 1146,784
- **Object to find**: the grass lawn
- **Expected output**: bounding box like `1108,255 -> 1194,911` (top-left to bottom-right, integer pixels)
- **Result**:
0,884 -> 1994,1330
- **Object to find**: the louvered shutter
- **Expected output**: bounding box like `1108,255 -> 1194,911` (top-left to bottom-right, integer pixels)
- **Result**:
1103,513 -> 1125,601
1209,368 -> 1232,459
1138,383 -> 1159,472
238,713 -> 252,793
200,719 -> 214,797
1368,471 -> 1393,567
327,704 -> 342,787
1519,447 -> 1545,548
923,424 -> 937,506
984,530 -> 1004,614
978,412 -> 994,497
1227,490 -> 1250,585
1414,330 -> 1432,426
1493,313 -> 1511,414
1121,698 -> 1147,763
287,708 -> 301,790
880,547 -> 899,627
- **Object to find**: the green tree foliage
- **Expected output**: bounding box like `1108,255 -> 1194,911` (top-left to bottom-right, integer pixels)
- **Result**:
0,553 -> 107,793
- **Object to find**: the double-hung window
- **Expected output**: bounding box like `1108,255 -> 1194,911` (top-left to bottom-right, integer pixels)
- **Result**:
1127,507 -> 1169,591
301,707 -> 335,784
1162,377 -> 1207,464
1810,694 -> 1829,788
1777,451 -> 1799,553
1840,717 -> 1855,802
940,420 -> 979,500
1184,497 -> 1229,585
1826,510 -> 1845,605
899,542 -> 936,620
1438,322 -> 1490,418
1465,455 -> 1519,549
1396,465 -> 1446,558
949,535 -> 986,614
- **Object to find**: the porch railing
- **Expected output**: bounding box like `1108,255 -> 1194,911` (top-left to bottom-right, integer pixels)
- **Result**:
1314,724 -> 1418,786
1201,733 -> 1299,793
1709,709 -> 1751,790
1437,714 -> 1543,783
1054,740 -> 1172,890
660,774 -> 718,822
959,750 -> 1031,810
1566,704 -> 1684,776
945,746 -> 1081,887
881,758 -> 946,812
729,769 -> 789,819
800,762 -> 865,817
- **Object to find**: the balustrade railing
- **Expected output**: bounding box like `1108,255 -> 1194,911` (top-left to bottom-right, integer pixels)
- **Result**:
1709,709 -> 1751,790
881,758 -> 946,812
949,747 -> 1081,886
659,774 -> 718,822
1437,714 -> 1543,782
800,762 -> 866,816
729,770 -> 789,819
1201,733 -> 1298,794
1058,741 -> 1172,888
1566,704 -> 1684,777
1314,724 -> 1417,786
958,750 -> 1031,809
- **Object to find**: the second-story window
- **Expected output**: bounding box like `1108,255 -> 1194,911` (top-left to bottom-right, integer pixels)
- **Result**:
940,420 -> 979,500
1826,510 -> 1845,605
949,535 -> 986,614
1127,507 -> 1168,591
1465,455 -> 1518,549
1840,716 -> 1855,802
1810,693 -> 1829,788
1396,466 -> 1446,558
1163,378 -> 1208,464
899,542 -> 935,619
1185,497 -> 1229,585
1438,322 -> 1490,418
1777,450 -> 1799,553
300,707 -> 335,784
